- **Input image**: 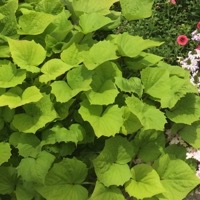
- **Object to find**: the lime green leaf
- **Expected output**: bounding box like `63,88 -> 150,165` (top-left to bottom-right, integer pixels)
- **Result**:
89,181 -> 125,200
18,151 -> 55,184
51,81 -> 76,103
121,107 -> 142,135
35,0 -> 64,14
0,167 -> 17,194
72,0 -> 118,16
86,62 -> 121,105
61,43 -> 84,66
0,142 -> 11,165
166,94 -> 200,125
125,164 -> 164,199
120,0 -> 154,20
41,124 -> 84,146
18,10 -> 55,35
93,136 -> 133,186
115,77 -> 144,97
110,33 -> 163,58
39,59 -> 72,83
0,61 -> 26,88
51,67 -> 92,103
0,45 -> 10,57
67,65 -> 92,90
36,158 -> 88,200
134,130 -> 165,162
79,101 -> 123,137
126,52 -> 163,72
0,86 -> 43,109
0,0 -> 18,36
141,66 -> 194,108
8,39 -> 46,73
45,10 -> 72,44
86,80 -> 119,105
83,41 -> 118,70
12,94 -> 58,133
141,67 -> 170,100
78,13 -> 112,34
153,155 -> 200,200
126,96 -> 167,131
179,121 -> 200,148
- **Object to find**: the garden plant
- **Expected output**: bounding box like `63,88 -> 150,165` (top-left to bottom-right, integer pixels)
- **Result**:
0,0 -> 200,200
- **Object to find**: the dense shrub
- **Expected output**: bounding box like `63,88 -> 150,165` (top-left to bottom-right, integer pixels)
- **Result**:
0,0 -> 200,200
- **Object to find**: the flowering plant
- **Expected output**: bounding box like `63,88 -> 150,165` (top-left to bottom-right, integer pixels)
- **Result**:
178,22 -> 200,93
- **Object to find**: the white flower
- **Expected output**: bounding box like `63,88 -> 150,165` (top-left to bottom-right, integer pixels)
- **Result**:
192,30 -> 200,42
186,148 -> 200,162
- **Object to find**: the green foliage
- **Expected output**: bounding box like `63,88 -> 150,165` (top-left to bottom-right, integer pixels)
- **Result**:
0,0 -> 199,200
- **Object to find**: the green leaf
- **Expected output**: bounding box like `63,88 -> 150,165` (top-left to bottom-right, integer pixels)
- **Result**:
41,124 -> 85,146
125,164 -> 164,199
78,13 -> 112,34
86,79 -> 119,105
0,0 -> 18,36
18,9 -> 55,35
72,0 -> 118,16
109,33 -> 163,58
18,151 -> 55,184
120,0 -> 154,20
121,106 -> 142,135
164,145 -> 187,160
51,66 -> 92,103
141,65 -> 195,108
166,94 -> 200,125
133,130 -> 165,162
89,181 -> 125,200
61,43 -> 84,66
0,86 -> 43,109
126,96 -> 167,131
83,41 -> 118,70
179,121 -> 200,148
36,158 -> 88,200
153,155 -> 200,200
141,67 -> 170,101
86,62 -> 121,105
0,61 -> 26,88
39,59 -> 72,83
115,77 -> 144,97
0,45 -> 10,57
15,182 -> 36,200
93,136 -> 133,186
8,39 -> 46,73
79,101 -> 123,137
0,142 -> 11,165
0,167 -> 17,194
9,132 -> 40,148
35,0 -> 64,14
126,52 -> 163,72
12,94 -> 58,133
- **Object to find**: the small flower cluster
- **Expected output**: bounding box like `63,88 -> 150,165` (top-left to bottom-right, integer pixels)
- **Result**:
177,22 -> 200,93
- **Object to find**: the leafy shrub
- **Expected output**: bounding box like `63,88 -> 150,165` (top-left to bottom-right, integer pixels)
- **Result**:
0,0 -> 200,200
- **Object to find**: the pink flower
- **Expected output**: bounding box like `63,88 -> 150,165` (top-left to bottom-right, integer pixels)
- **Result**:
197,22 -> 200,29
196,45 -> 200,50
176,35 -> 189,46
170,0 -> 176,4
